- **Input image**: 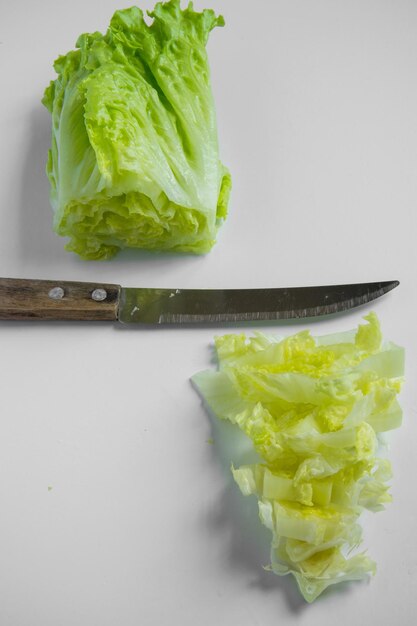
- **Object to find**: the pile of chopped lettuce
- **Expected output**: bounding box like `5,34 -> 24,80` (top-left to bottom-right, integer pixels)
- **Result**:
42,0 -> 231,260
193,314 -> 404,602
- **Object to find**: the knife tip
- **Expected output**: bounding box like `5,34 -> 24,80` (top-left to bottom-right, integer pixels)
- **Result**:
382,280 -> 400,293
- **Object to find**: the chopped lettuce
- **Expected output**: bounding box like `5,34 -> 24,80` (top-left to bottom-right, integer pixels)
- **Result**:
193,313 -> 404,602
42,1 -> 231,259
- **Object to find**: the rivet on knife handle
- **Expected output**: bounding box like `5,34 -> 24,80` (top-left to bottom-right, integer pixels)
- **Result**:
0,278 -> 121,321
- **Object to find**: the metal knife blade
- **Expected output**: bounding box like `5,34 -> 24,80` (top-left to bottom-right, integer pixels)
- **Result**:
118,280 -> 399,325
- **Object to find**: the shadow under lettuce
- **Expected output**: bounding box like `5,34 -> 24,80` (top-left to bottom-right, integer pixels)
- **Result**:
18,105 -> 65,269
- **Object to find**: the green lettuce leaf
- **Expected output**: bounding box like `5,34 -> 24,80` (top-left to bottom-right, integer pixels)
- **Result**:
193,313 -> 404,602
42,1 -> 231,259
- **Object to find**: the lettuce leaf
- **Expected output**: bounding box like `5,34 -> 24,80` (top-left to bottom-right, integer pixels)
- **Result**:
193,313 -> 404,602
42,1 -> 231,259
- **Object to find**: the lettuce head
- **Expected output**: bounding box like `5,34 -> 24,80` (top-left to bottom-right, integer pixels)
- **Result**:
42,1 -> 231,259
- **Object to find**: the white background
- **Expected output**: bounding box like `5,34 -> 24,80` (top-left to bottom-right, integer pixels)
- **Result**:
0,1 -> 416,624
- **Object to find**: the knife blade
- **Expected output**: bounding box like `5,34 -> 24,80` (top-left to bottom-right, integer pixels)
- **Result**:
0,278 -> 399,324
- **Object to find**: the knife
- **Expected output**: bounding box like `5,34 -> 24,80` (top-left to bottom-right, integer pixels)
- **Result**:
0,277 -> 398,324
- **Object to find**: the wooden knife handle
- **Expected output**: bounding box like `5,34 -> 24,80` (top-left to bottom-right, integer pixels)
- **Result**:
0,278 -> 121,321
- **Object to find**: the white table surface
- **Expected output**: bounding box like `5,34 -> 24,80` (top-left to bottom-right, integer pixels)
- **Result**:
0,1 -> 416,624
